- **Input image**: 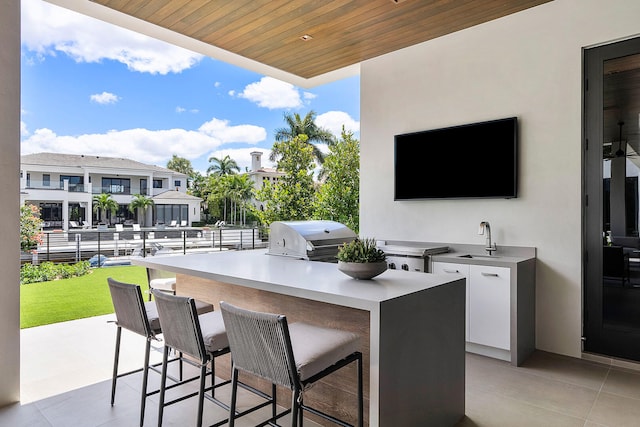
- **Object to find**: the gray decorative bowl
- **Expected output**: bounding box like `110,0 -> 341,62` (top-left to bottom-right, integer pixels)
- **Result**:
337,261 -> 387,280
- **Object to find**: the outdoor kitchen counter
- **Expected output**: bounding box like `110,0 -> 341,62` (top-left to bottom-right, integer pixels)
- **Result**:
132,249 -> 466,427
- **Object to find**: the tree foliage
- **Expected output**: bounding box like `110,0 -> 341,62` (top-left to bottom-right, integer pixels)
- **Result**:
207,154 -> 240,176
256,135 -> 316,225
207,174 -> 256,225
166,154 -> 195,177
272,110 -> 334,164
313,128 -> 360,233
20,204 -> 43,252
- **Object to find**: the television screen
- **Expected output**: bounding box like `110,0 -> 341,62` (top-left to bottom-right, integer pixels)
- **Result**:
394,117 -> 518,200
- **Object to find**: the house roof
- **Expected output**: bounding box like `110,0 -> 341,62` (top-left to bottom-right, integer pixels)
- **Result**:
21,152 -> 186,176
56,0 -> 551,87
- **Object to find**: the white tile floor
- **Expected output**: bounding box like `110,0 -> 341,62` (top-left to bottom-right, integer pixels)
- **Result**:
4,314 -> 640,426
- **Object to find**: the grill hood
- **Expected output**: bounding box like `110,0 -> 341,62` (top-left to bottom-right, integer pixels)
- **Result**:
267,220 -> 357,261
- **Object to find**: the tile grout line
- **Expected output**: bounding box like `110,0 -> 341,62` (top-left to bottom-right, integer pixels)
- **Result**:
582,363 -> 612,427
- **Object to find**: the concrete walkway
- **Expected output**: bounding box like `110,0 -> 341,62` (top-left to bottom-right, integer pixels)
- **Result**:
20,313 -> 161,404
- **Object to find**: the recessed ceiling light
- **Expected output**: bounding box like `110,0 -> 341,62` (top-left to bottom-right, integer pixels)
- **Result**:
300,34 -> 313,41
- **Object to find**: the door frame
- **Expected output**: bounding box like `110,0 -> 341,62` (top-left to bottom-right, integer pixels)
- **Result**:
584,36 -> 640,360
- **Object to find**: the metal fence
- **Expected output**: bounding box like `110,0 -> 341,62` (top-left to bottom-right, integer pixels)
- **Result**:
24,226 -> 268,266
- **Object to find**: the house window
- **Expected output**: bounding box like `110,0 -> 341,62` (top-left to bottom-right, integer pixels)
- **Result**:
26,173 -> 30,187
102,177 -> 130,194
43,174 -> 50,187
60,175 -> 84,192
174,180 -> 181,187
153,179 -> 163,189
154,204 -> 188,225
140,179 -> 148,195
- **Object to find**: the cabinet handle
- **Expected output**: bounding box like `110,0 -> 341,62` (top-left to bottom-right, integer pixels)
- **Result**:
481,272 -> 499,277
443,269 -> 460,274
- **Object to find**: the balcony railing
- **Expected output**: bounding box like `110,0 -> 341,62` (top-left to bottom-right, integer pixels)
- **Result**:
26,226 -> 268,265
92,186 -> 131,195
23,181 -> 86,192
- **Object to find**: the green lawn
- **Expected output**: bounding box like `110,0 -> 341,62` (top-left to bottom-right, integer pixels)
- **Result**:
20,265 -> 149,329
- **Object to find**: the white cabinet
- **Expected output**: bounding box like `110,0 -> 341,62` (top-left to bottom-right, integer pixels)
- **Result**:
432,262 -> 512,355
468,265 -> 510,350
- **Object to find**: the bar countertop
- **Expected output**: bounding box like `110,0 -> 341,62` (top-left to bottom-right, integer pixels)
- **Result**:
131,249 -> 459,311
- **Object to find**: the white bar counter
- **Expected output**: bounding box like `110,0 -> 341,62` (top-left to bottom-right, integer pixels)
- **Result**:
133,250 -> 465,426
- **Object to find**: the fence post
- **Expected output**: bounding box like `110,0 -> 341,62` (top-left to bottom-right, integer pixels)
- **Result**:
183,230 -> 186,255
75,233 -> 81,262
97,231 -> 101,268
219,229 -> 223,251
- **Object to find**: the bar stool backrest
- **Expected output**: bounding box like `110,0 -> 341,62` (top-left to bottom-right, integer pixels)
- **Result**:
220,301 -> 298,390
107,277 -> 152,338
152,290 -> 207,363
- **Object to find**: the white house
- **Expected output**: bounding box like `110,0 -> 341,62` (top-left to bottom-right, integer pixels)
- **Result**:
20,153 -> 201,229
246,151 -> 285,211
2,0 -> 640,409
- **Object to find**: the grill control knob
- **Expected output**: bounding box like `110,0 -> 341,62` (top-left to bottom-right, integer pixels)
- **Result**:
388,263 -> 396,269
401,264 -> 409,271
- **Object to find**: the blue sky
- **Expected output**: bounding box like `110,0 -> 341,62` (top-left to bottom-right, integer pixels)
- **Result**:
20,0 -> 360,174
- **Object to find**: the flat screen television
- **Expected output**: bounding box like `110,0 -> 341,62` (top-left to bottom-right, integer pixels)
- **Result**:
394,117 -> 518,200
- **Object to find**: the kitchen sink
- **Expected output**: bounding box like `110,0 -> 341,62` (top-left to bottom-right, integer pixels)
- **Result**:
458,254 -> 502,259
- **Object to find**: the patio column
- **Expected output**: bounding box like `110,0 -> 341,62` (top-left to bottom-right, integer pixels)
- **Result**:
0,0 -> 21,405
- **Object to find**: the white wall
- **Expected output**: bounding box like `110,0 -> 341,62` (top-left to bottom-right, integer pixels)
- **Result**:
360,0 -> 640,358
0,0 -> 21,405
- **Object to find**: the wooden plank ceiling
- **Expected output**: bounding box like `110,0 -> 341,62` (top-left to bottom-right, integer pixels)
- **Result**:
91,0 -> 552,79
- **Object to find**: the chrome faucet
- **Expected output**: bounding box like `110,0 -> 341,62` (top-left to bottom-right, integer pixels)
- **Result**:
478,221 -> 497,255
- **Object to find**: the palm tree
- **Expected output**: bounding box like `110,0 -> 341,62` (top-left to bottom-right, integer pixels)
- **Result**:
272,110 -> 335,164
225,174 -> 254,225
92,193 -> 118,225
207,155 -> 240,176
128,194 -> 154,226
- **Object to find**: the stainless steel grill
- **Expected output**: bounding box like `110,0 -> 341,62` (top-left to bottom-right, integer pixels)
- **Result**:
267,220 -> 357,262
377,242 -> 449,272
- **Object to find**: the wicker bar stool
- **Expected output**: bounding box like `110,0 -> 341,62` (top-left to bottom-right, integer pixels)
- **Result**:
107,278 -> 213,427
152,291 -> 274,427
220,301 -> 364,427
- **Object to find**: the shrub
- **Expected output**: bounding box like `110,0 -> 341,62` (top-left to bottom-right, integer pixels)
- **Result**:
20,204 -> 44,252
20,261 -> 91,285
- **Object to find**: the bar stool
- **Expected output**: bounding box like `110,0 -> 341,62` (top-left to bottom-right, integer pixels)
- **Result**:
107,278 -> 213,427
146,268 -> 177,301
152,291 -> 274,427
219,301 -> 364,427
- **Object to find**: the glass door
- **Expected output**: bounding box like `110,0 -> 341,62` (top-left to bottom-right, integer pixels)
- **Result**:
584,37 -> 640,361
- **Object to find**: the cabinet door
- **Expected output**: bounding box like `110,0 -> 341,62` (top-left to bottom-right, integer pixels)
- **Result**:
468,265 -> 510,350
432,262 -> 470,340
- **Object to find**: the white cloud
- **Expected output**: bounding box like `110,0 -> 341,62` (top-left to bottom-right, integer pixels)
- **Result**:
90,92 -> 119,105
20,117 -> 268,166
198,118 -> 266,143
21,0 -> 203,75
236,77 -> 303,109
316,111 -> 360,137
176,106 -> 186,113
